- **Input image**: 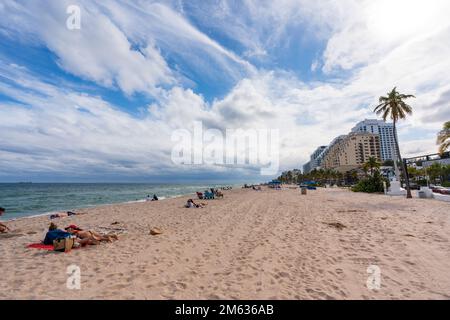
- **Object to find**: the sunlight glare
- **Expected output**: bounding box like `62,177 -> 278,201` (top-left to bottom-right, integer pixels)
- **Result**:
366,0 -> 439,41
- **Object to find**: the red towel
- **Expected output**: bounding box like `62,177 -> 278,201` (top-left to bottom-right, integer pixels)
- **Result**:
26,243 -> 83,251
27,243 -> 54,250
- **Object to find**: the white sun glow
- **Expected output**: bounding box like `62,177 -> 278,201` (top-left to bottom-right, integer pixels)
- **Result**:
366,0 -> 443,41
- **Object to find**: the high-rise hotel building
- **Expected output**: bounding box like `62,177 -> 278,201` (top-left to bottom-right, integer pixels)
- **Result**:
351,119 -> 397,161
321,132 -> 381,173
302,146 -> 327,174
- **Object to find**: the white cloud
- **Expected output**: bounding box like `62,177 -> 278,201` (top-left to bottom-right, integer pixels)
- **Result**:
0,0 -> 256,97
0,0 -> 178,96
0,0 -> 449,179
322,0 -> 450,73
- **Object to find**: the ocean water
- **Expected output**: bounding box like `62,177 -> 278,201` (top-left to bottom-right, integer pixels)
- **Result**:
0,183 -> 239,220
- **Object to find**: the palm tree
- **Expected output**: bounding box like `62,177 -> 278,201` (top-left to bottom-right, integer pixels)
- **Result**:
374,87 -> 415,198
437,121 -> 450,155
363,157 -> 381,177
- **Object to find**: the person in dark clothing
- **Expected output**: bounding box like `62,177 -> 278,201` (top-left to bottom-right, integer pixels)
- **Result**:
152,194 -> 159,201
43,223 -> 72,245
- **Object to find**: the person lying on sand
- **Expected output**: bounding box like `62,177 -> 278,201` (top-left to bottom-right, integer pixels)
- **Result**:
0,207 -> 10,233
185,199 -> 206,208
49,211 -> 86,219
43,223 -> 93,247
65,224 -> 118,244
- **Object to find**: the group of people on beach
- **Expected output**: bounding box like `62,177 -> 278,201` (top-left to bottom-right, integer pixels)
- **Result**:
44,222 -> 118,248
186,188 -> 225,208
243,184 -> 262,190
146,194 -> 158,201
1,204 -> 119,251
1,186 -> 233,243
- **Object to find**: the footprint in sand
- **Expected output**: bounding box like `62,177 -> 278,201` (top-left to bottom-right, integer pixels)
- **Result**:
176,282 -> 187,290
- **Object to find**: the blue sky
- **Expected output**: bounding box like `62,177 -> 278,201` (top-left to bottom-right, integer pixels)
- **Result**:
1,0 -> 450,182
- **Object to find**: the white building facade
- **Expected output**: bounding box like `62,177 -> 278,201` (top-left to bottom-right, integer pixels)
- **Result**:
351,119 -> 397,161
303,146 -> 327,174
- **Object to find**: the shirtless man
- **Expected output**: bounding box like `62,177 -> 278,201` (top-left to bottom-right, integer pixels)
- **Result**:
0,207 -> 10,233
65,225 -> 118,243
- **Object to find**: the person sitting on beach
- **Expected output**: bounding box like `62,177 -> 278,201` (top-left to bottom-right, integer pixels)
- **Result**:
65,224 -> 118,244
152,194 -> 159,201
196,191 -> 204,199
43,223 -> 72,245
0,207 -> 10,233
204,190 -> 215,199
214,190 -> 224,198
185,199 -> 206,208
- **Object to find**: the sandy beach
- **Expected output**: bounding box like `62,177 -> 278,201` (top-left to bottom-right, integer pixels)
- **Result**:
1,187 -> 450,300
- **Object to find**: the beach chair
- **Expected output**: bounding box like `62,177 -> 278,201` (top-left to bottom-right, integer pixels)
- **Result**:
196,192 -> 204,200
204,191 -> 215,199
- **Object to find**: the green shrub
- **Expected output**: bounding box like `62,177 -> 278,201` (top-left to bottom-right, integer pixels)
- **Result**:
442,181 -> 450,188
351,172 -> 389,193
416,179 -> 428,187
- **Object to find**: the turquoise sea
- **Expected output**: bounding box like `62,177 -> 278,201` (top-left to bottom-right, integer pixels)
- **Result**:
0,183 -> 241,220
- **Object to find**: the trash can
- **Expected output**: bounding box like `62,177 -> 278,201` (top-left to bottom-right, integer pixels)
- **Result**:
301,188 -> 307,195
418,191 -> 426,199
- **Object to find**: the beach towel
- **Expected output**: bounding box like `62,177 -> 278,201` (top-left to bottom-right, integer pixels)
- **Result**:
27,242 -> 81,252
27,243 -> 54,250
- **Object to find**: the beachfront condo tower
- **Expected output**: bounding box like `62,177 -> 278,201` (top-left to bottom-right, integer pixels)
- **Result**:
351,119 -> 396,161
321,132 -> 381,173
303,146 -> 327,174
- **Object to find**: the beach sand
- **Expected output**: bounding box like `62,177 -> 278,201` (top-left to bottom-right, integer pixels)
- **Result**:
1,187 -> 450,300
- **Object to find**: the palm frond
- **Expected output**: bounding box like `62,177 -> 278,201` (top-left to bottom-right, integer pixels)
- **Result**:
439,141 -> 450,154
437,121 -> 450,154
398,94 -> 415,99
382,108 -> 390,121
374,88 -> 414,122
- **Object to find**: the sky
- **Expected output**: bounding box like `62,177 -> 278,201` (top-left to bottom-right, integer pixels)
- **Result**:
0,0 -> 450,182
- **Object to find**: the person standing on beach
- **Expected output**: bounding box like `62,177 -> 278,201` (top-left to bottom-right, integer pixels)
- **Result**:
0,207 -> 10,233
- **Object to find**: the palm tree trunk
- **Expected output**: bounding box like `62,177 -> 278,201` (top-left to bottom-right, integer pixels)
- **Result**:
393,120 -> 412,198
